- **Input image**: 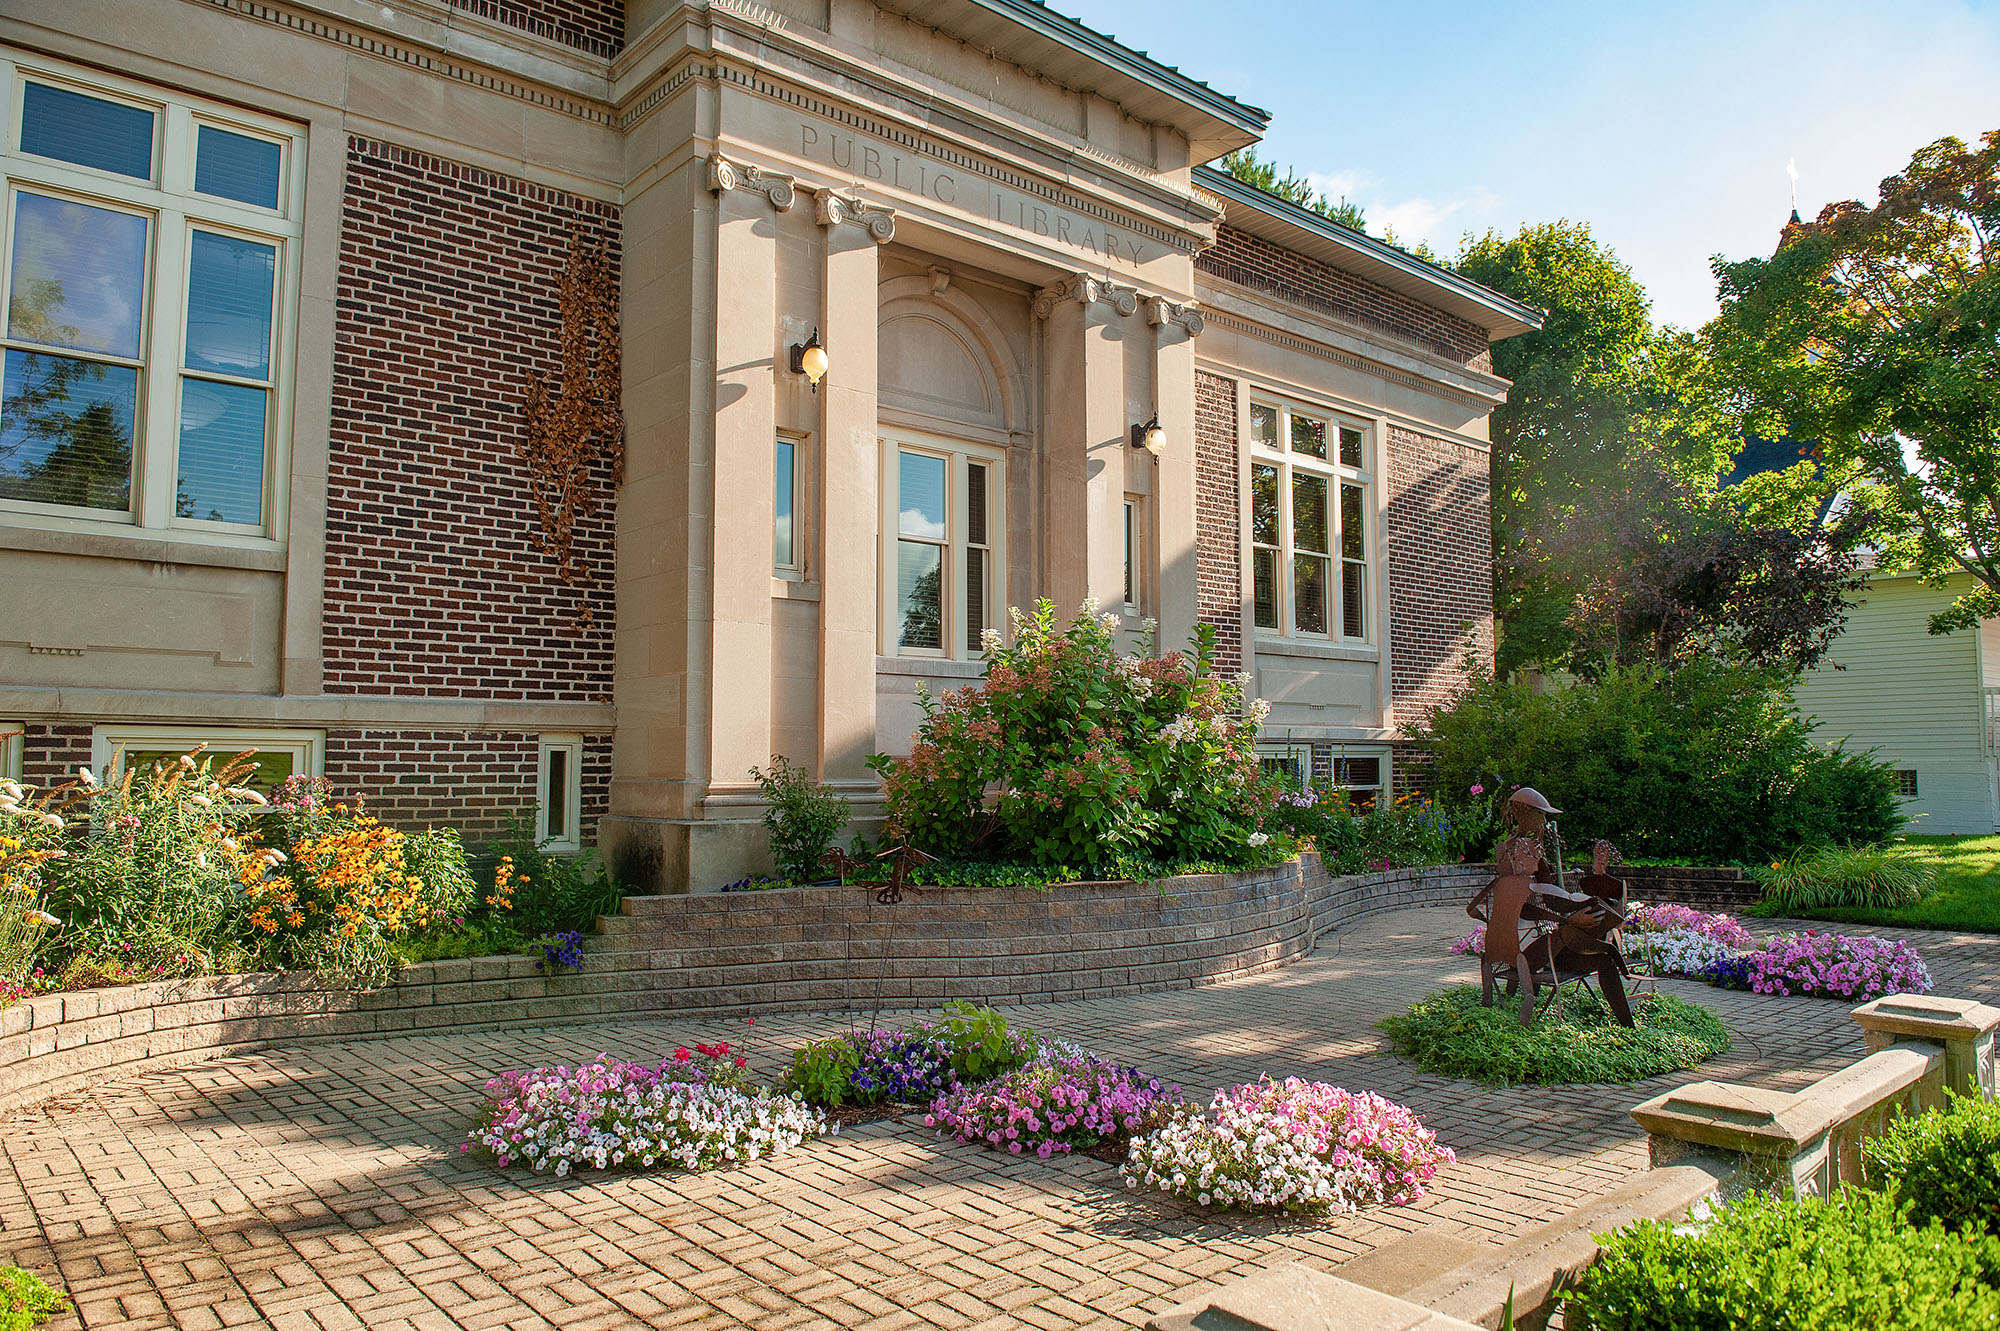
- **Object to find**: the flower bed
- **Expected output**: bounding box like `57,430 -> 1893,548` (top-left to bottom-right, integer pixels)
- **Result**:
1626,903 -> 1754,949
927,1052 -> 1183,1158
1122,1077 -> 1454,1213
1699,930 -> 1932,1001
1630,927 -> 1738,979
465,1051 -> 829,1176
782,1002 -> 1038,1108
1379,986 -> 1731,1086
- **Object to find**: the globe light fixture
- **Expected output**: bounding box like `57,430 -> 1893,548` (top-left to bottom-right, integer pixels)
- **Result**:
1130,414 -> 1165,458
789,329 -> 828,391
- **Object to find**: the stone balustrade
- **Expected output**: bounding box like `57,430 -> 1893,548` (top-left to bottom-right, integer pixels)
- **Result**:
1630,993 -> 2000,1198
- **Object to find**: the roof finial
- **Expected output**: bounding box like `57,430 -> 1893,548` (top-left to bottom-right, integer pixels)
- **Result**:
1786,156 -> 1800,224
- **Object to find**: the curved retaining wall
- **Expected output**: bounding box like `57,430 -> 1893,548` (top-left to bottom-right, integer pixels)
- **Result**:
0,858 -> 1497,1111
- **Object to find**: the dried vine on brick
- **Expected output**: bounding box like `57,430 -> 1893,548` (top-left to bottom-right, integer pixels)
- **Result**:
521,234 -> 623,599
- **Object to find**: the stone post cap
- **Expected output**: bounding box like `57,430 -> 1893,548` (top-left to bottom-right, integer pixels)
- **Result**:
1146,1262 -> 1483,1331
1851,993 -> 2000,1041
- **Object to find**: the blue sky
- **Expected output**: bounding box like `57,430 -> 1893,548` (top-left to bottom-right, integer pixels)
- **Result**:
1062,0 -> 2000,331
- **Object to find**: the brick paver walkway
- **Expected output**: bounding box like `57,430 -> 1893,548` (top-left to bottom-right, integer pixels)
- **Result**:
3,908 -> 1994,1331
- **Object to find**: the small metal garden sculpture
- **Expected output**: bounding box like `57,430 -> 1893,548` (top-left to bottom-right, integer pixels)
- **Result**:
1465,789 -> 1635,1028
821,843 -> 940,905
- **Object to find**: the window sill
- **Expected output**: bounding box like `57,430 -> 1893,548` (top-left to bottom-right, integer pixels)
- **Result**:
0,520 -> 287,572
1253,636 -> 1380,664
875,655 -> 986,679
772,578 -> 821,601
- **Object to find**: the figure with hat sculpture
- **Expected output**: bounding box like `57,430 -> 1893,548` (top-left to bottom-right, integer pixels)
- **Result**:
1465,788 -> 1635,1028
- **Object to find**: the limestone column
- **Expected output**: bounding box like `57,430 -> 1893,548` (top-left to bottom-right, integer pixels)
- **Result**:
705,154 -> 794,795
816,190 -> 894,784
1036,275 -> 1134,613
1147,297 -> 1204,651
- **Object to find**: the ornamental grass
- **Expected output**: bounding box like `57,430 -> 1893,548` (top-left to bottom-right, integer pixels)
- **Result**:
1379,985 -> 1731,1086
1122,1077 -> 1454,1213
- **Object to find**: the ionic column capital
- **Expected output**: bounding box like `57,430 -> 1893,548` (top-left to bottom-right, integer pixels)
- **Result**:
813,189 -> 896,242
705,153 -> 796,211
1033,273 -> 1141,320
1145,295 -> 1205,337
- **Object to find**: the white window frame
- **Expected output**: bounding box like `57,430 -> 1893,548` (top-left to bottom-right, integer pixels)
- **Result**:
1247,395 -> 1373,643
878,428 -> 1006,660
774,431 -> 806,579
1330,747 -> 1391,811
90,725 -> 323,786
0,723 -> 21,782
0,51 -> 307,546
1123,493 -> 1150,617
535,733 -> 584,854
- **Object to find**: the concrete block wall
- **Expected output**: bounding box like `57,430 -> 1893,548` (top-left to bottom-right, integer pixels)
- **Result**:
0,858 -> 1750,1112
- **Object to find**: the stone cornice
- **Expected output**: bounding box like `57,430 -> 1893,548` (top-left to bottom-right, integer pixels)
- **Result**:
706,152 -> 797,210
812,189 -> 895,242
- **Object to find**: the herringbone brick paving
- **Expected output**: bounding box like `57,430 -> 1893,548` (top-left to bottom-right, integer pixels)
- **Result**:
3,909 -> 1993,1330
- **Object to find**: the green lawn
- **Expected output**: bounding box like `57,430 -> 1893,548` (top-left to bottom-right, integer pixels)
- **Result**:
1781,835 -> 2000,934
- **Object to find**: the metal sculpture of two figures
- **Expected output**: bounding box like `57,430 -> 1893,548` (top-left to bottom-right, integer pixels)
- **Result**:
1465,787 -> 1636,1028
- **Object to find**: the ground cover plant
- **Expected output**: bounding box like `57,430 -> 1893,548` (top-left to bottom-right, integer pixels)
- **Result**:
1563,1186 -> 2000,1330
1755,844 -> 1936,912
0,1266 -> 67,1331
1122,1077 -> 1454,1213
1697,930 -> 1931,1001
928,1051 -> 1184,1158
1379,985 -> 1731,1086
872,600 -> 1286,874
465,1050 -> 828,1176
1415,659 -> 1904,863
1864,1094 -> 2000,1236
1772,834 -> 2000,934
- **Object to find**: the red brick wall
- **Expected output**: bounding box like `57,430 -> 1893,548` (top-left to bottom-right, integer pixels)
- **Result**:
324,730 -> 611,846
17,723 -> 91,789
326,137 -> 620,702
1198,227 -> 1492,371
1194,371 -> 1242,675
1385,425 -> 1494,731
443,0 -> 623,56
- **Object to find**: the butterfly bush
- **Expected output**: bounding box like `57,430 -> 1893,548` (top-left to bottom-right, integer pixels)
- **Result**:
1627,904 -> 1754,949
1632,927 -> 1739,979
927,1053 -> 1183,1158
1730,931 -> 1932,1001
1123,1077 -> 1454,1214
466,1052 -> 829,1176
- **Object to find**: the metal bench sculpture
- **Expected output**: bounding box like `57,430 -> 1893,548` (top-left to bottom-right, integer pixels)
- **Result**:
1465,788 -> 1635,1028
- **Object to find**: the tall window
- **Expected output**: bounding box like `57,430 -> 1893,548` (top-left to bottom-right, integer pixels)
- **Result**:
774,434 -> 801,576
0,55 -> 305,539
880,432 -> 1004,658
536,733 -> 584,853
1123,494 -> 1148,615
1249,398 -> 1371,641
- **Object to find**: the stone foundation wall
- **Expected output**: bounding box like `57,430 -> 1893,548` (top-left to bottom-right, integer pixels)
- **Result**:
0,859 -> 1746,1112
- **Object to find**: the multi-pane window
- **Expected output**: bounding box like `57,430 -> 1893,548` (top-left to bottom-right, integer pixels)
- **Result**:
1331,752 -> 1386,812
1249,398 -> 1371,641
0,55 -> 304,538
880,433 -> 1004,658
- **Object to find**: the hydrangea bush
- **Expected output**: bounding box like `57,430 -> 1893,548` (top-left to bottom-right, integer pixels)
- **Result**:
466,1052 -> 827,1176
872,599 -> 1279,871
927,1053 -> 1183,1157
1123,1077 -> 1454,1213
1627,903 -> 1754,949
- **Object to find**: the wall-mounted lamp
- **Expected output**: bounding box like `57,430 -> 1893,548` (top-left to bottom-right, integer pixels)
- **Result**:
1130,414 -> 1166,459
789,329 -> 828,392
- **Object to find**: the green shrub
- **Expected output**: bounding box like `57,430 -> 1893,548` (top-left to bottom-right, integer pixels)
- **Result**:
872,601 -> 1272,872
1415,658 -> 1905,863
477,817 -> 623,937
1565,1187 -> 2000,1330
401,827 -> 479,930
782,1036 -> 865,1107
750,755 -> 850,882
1865,1094 -> 2000,1235
0,1266 -> 67,1331
1756,844 -> 1937,912
938,1000 -> 1036,1082
1378,985 -> 1731,1086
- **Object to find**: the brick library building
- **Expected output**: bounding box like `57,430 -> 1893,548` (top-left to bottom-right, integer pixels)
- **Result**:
0,0 -> 1536,892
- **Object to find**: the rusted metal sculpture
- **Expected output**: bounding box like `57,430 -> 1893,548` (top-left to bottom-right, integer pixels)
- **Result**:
1466,789 -> 1635,1027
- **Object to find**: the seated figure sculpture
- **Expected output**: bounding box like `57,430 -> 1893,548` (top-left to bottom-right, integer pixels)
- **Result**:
1465,789 -> 1634,1028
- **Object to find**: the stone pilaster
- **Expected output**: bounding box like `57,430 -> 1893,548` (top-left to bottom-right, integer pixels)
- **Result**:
816,189 -> 892,783
1035,273 -> 1135,615
1148,297 -> 1200,650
